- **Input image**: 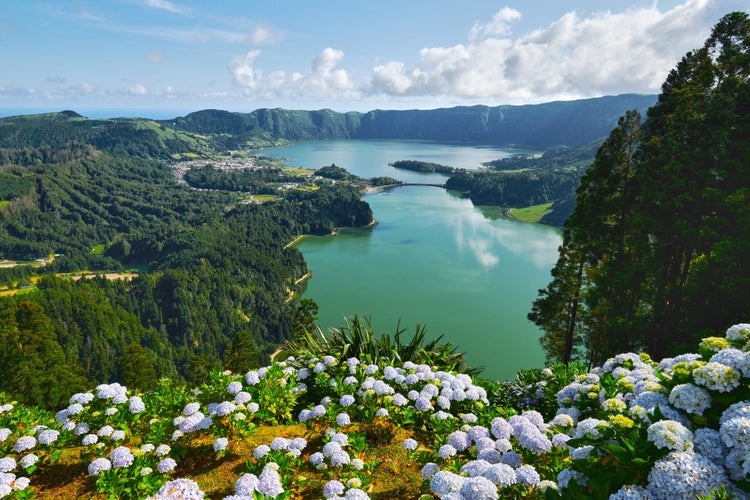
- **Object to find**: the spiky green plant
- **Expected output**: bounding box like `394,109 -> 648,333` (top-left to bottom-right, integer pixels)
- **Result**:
283,315 -> 482,376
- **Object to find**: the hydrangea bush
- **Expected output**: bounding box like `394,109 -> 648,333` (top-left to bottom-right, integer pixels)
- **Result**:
1,323 -> 749,498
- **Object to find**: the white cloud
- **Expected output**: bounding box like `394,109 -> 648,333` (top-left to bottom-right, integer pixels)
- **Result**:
230,49 -> 264,91
366,0 -> 717,103
468,7 -> 522,41
143,0 -> 184,14
230,47 -> 356,101
130,84 -> 148,96
245,25 -> 282,45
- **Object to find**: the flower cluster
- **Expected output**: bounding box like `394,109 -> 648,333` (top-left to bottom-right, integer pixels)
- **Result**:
2,322 -> 750,498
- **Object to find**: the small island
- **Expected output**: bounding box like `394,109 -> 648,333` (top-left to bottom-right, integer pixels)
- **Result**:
389,159 -> 458,174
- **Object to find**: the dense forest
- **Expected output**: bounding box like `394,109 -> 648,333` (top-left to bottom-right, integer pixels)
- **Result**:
529,12 -> 750,367
0,113 -> 373,409
167,94 -> 656,148
0,36 -> 727,412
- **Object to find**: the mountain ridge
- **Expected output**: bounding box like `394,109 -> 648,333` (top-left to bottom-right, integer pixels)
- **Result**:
163,93 -> 657,148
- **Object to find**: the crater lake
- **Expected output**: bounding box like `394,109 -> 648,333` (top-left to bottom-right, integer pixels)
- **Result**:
262,140 -> 562,380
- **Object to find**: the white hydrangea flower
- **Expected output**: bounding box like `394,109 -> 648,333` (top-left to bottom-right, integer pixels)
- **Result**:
692,362 -> 741,392
668,384 -> 712,415
647,420 -> 693,452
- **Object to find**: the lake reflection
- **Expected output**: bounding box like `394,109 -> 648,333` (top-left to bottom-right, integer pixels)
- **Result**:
273,140 -> 561,380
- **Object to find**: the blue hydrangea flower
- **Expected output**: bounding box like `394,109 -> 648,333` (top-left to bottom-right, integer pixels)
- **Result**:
270,437 -> 289,451
234,391 -> 252,405
12,436 -> 36,453
610,484 -> 654,499
392,393 -> 408,406
309,452 -> 325,467
668,384 -> 712,415
336,412 -> 351,427
152,478 -> 204,499
647,451 -> 728,499
245,371 -> 260,385
490,417 -> 512,440
212,401 -> 236,417
415,397 -> 432,412
482,463 -> 516,487
183,402 -> 201,417
460,459 -> 491,477
213,437 -> 228,452
129,396 -> 145,414
19,454 -> 38,469
253,444 -> 271,459
158,457 -> 177,473
257,463 -> 284,498
330,449 -> 351,467
515,465 -> 540,486
430,470 -> 465,495
437,444 -> 457,459
0,457 -> 16,473
459,476 -> 498,499
110,446 -> 134,468
37,430 -> 59,446
88,458 -> 112,476
402,438 -> 418,451
421,462 -> 440,480
82,434 -> 98,446
233,473 -> 259,496
323,479 -> 345,498
447,431 -> 471,452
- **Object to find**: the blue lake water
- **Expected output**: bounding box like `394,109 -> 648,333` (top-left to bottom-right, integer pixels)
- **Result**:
262,140 -> 561,380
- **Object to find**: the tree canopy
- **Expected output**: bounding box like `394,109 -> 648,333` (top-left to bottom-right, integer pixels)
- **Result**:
530,12 -> 750,366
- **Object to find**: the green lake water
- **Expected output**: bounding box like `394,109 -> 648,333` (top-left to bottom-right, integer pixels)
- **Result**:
262,140 -> 562,380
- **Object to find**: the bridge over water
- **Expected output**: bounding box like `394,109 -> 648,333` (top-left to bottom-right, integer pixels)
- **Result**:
377,182 -> 446,189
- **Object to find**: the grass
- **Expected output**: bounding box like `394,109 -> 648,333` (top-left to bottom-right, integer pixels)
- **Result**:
91,244 -> 106,255
283,167 -> 315,176
25,421 -> 422,499
0,200 -> 9,208
252,194 -> 277,202
507,202 -> 554,223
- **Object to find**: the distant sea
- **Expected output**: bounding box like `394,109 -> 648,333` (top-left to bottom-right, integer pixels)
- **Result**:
0,108 -> 196,120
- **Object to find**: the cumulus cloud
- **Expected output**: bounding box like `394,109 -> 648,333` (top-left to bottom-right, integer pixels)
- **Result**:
130,84 -> 148,96
245,25 -> 282,45
0,85 -> 36,98
230,47 -> 356,100
366,0 -> 717,102
468,7 -> 522,41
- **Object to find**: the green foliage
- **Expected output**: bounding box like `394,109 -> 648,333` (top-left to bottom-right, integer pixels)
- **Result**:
389,160 -> 457,174
446,168 -> 581,226
531,12 -> 750,364
0,300 -> 89,408
285,315 -> 481,377
0,110 -> 377,408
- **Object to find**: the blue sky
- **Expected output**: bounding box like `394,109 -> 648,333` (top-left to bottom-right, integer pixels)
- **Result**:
1,0 -> 747,116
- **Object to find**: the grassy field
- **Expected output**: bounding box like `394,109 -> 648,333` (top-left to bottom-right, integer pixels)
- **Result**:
0,271 -> 139,296
507,202 -> 554,223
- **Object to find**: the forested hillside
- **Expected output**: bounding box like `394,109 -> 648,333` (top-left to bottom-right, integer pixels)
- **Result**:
530,12 -> 750,367
167,94 -> 656,148
0,112 -> 372,409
